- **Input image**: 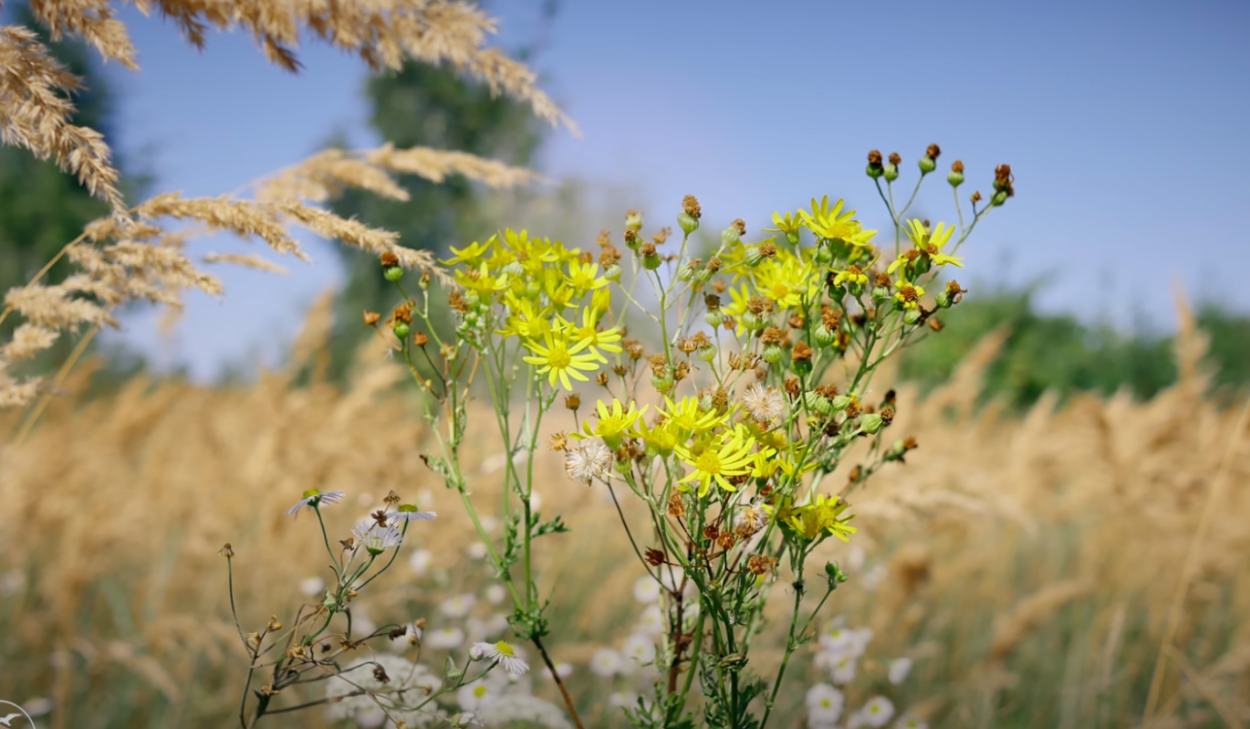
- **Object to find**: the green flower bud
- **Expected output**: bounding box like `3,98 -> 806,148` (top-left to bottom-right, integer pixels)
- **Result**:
814,245 -> 833,265
918,155 -> 937,174
825,561 -> 849,589
741,311 -> 761,330
830,395 -> 852,412
762,343 -> 784,364
903,309 -> 922,326
464,291 -> 481,308
804,391 -> 833,416
721,226 -> 741,247
858,413 -> 883,434
705,310 -> 725,328
614,458 -> 633,475
625,210 -> 644,232
384,265 -> 404,282
393,321 -> 411,340
992,189 -> 1009,206
948,170 -> 965,187
791,356 -> 813,377
744,246 -> 763,267
643,253 -> 663,271
785,231 -> 801,246
604,264 -> 622,282
936,289 -> 952,309
677,261 -> 696,281
872,285 -> 891,303
651,373 -> 675,393
678,211 -> 699,235
693,266 -> 714,285
884,163 -> 899,182
418,273 -> 430,290
697,344 -> 717,362
503,261 -> 525,277
813,325 -> 837,347
445,656 -> 463,681
866,163 -> 884,179
525,280 -> 542,297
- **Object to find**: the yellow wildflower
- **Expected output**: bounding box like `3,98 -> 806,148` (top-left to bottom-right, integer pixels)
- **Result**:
572,398 -> 647,449
675,425 -> 757,497
522,331 -> 601,391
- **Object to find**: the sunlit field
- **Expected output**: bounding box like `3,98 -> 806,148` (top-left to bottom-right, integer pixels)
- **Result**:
2,300 -> 1246,728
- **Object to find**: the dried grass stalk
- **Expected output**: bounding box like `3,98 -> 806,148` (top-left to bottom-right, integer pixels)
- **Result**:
988,580 -> 1091,662
0,25 -> 126,216
202,253 -> 290,275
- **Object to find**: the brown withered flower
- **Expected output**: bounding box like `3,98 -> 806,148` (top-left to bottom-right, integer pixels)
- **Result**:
889,152 -> 902,166
380,251 -> 399,268
682,195 -> 702,218
363,310 -> 381,326
791,341 -> 814,362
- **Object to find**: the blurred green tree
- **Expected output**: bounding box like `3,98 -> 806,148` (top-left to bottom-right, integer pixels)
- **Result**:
897,284 -> 1250,408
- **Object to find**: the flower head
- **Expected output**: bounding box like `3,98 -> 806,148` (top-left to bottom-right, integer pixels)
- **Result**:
806,683 -> 845,725
470,641 -> 529,677
284,488 -> 345,520
351,518 -> 403,555
573,398 -> 647,448
522,330 -> 602,391
676,425 -> 758,498
787,494 -> 857,542
564,441 -> 613,484
741,384 -> 785,423
390,503 -> 437,523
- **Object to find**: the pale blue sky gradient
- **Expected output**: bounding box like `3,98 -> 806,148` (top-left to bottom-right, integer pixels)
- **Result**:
88,0 -> 1250,379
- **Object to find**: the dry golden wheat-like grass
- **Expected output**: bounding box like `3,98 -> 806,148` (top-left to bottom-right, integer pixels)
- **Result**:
0,296 -> 1247,728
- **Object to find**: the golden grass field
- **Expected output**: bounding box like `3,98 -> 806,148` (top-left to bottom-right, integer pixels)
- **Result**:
1,297 -> 1247,729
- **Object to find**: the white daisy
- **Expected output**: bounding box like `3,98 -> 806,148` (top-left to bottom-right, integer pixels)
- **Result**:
470,640 -> 529,677
389,503 -> 437,523
894,718 -> 928,729
830,654 -> 857,685
299,576 -> 326,596
454,711 -> 485,727
888,657 -> 913,685
637,604 -> 665,636
440,594 -> 476,618
478,695 -> 573,729
608,691 -> 637,708
742,383 -> 785,422
485,584 -> 508,604
285,488 -> 345,519
621,633 -> 656,665
564,441 -> 613,483
860,696 -> 895,728
805,683 -> 844,725
351,518 -> 403,555
589,647 -> 622,677
467,542 -> 489,560
633,576 -> 661,604
456,680 -> 498,712
427,627 -> 465,649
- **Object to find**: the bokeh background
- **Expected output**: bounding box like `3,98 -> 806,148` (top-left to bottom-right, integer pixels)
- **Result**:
2,1 -> 1249,728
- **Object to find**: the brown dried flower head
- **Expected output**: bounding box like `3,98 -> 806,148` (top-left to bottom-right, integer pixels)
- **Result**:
380,251 -> 400,268
889,152 -> 902,166
682,195 -> 702,218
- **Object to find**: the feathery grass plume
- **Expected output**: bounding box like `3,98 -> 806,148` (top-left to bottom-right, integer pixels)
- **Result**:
365,143 -> 542,187
254,144 -> 540,203
201,252 -> 290,275
0,324 -> 61,361
133,193 -> 309,261
0,24 -> 126,216
21,0 -> 574,130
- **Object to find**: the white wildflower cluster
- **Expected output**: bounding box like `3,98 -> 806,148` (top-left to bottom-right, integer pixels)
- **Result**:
805,616 -> 924,729
324,655 -> 443,728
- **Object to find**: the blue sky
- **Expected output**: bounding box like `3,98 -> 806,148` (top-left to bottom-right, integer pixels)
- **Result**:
85,0 -> 1250,380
